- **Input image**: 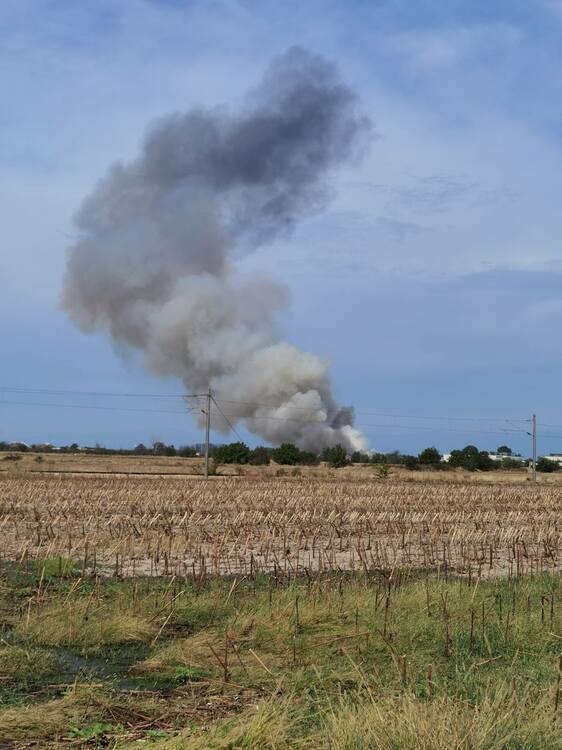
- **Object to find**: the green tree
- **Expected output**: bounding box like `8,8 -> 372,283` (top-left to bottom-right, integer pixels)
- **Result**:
177,445 -> 196,458
385,451 -> 403,465
403,455 -> 419,470
418,447 -> 442,465
449,445 -> 496,472
497,445 -> 512,456
299,450 -> 320,466
324,444 -> 349,469
152,441 -> 167,456
249,446 -> 272,465
477,451 -> 496,471
351,451 -> 370,463
537,456 -> 558,473
213,442 -> 251,464
273,443 -> 302,465
500,457 -> 523,470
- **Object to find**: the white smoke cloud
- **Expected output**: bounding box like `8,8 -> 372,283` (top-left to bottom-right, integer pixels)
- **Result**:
61,47 -> 371,453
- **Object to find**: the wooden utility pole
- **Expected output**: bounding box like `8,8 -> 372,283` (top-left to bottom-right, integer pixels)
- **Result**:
531,414 -> 537,482
204,387 -> 211,480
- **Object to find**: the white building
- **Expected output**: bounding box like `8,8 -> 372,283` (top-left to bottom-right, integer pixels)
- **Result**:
488,452 -> 525,463
441,451 -> 526,464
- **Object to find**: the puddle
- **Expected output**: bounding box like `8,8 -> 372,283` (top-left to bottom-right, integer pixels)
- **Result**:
48,645 -> 165,691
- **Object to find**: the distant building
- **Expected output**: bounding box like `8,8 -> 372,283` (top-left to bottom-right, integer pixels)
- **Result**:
441,451 -> 526,464
488,452 -> 525,463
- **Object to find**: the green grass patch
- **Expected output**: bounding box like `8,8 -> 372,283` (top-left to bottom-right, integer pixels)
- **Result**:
2,569 -> 562,746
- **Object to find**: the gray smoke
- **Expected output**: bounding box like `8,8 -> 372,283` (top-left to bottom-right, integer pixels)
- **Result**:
62,47 -> 371,453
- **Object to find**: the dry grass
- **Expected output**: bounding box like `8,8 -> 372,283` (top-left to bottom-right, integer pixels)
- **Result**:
1,450 -> 555,484
1,471 -> 562,579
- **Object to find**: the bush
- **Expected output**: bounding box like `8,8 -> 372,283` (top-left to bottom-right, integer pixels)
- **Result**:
500,457 -> 525,470
403,455 -> 418,470
537,457 -> 559,473
324,444 -> 349,469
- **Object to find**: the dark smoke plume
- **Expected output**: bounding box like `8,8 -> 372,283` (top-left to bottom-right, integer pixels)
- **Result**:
62,47 -> 371,452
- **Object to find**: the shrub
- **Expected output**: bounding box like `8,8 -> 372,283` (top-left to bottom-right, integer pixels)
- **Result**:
500,457 -> 525,470
324,444 -> 349,469
403,455 -> 418,470
537,457 -> 559,473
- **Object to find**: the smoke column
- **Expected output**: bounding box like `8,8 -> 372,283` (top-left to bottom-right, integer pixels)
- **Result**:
62,47 -> 371,453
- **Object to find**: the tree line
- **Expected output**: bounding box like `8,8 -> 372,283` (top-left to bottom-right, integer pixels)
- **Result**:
3,439 -> 558,472
210,442 -> 546,472
0,441 -> 198,458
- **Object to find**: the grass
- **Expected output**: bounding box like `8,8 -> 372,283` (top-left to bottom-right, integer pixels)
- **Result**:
2,566 -> 562,747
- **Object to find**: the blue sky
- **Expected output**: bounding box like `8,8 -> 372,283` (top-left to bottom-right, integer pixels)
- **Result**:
2,0 -> 562,455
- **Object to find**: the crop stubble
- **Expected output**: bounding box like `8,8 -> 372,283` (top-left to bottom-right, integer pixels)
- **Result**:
1,476 -> 561,579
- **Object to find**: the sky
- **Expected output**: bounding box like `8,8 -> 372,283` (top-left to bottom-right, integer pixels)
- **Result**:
2,0 -> 562,456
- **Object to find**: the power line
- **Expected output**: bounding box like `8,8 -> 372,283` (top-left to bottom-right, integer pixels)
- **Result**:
211,397 -> 244,442
214,410 -> 528,435
357,425 -> 527,435
0,386 -> 205,399
0,387 -> 529,424
0,399 -> 199,416
0,398 -> 530,436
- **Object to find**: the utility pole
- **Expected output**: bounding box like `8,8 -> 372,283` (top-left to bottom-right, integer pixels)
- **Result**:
204,387 -> 211,480
532,413 -> 537,484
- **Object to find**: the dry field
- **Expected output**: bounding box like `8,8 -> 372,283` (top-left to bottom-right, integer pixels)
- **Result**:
1,464 -> 562,579
3,461 -> 562,747
2,449 -> 560,484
